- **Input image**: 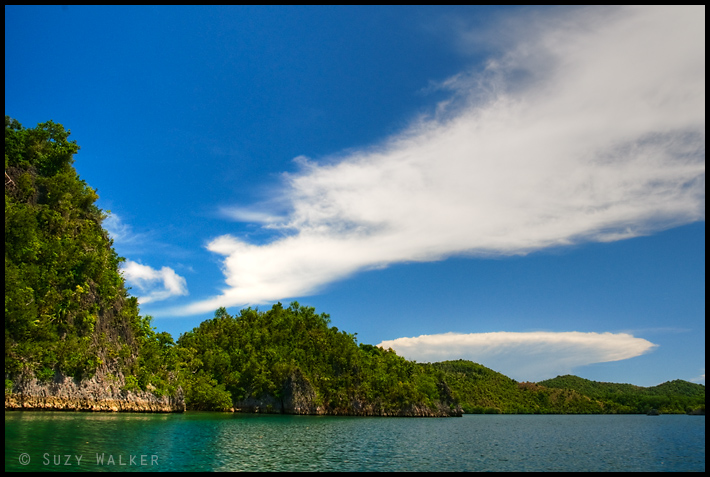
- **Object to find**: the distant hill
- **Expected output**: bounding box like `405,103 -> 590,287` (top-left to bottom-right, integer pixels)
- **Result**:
427,360 -> 622,414
537,375 -> 705,414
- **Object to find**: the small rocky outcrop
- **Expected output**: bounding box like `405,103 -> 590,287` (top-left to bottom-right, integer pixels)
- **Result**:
5,369 -> 185,413
281,368 -> 323,414
233,368 -> 324,414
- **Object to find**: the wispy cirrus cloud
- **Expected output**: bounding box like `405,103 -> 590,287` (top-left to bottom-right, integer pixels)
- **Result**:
177,6 -> 704,315
103,213 -> 140,246
218,206 -> 286,226
378,331 -> 658,382
690,372 -> 705,385
102,212 -> 158,258
121,260 -> 189,305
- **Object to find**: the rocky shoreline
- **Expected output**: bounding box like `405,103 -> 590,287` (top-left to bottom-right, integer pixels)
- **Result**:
232,396 -> 462,417
5,368 -> 462,416
4,370 -> 185,413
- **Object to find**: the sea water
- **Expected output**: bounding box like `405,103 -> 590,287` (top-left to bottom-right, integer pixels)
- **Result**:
5,412 -> 705,472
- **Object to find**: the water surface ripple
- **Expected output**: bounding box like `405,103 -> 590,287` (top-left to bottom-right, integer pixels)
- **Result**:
5,412 -> 705,472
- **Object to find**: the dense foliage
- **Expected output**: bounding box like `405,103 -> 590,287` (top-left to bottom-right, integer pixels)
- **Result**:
173,303 -> 457,414
4,117 -> 173,392
537,375 -> 705,414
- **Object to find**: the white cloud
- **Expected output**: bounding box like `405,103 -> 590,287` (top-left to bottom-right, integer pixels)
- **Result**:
690,370 -> 705,385
377,331 -> 658,382
179,6 -> 704,315
102,212 -> 155,257
121,260 -> 189,305
102,213 -> 135,244
218,206 -> 285,225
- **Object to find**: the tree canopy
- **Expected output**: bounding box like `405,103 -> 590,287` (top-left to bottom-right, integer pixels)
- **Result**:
6,116 -> 152,385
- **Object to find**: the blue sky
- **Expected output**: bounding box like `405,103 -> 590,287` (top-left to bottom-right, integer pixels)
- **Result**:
5,6 -> 705,386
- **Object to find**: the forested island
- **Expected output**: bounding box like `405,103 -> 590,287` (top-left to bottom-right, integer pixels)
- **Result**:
5,117 -> 705,416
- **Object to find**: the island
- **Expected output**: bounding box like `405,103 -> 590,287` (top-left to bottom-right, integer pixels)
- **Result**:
5,117 -> 705,416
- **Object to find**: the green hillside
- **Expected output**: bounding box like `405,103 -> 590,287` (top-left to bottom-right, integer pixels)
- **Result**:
427,360 -> 621,414
538,375 -> 705,414
172,303 -> 460,415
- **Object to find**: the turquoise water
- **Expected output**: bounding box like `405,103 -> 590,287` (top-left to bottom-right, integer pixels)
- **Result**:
5,412 -> 705,472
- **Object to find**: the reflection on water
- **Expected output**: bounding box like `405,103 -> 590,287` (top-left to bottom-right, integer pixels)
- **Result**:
5,412 -> 705,472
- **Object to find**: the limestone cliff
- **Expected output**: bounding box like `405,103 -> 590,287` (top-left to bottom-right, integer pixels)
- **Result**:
5,118 -> 184,413
5,368 -> 185,413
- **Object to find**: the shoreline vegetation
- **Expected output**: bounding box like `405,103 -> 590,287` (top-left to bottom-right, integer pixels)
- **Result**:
5,117 -> 705,417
